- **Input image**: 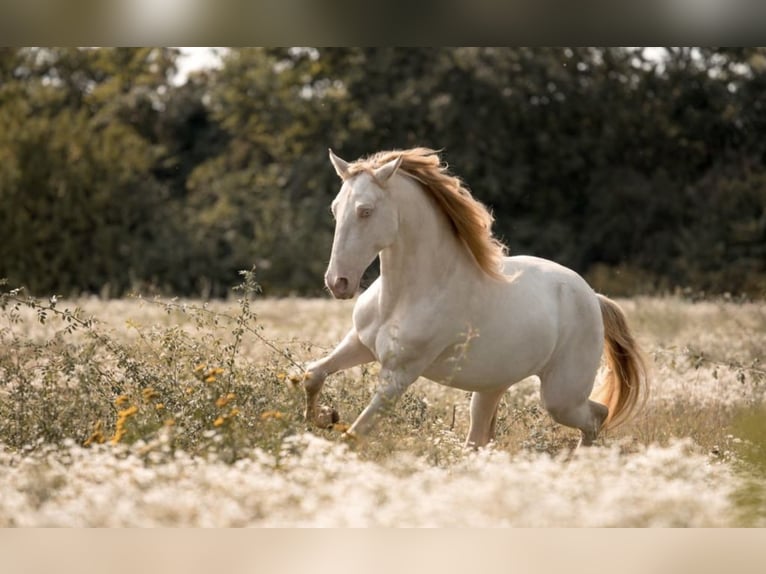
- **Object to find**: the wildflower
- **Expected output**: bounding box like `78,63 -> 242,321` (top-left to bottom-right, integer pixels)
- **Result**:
110,428 -> 125,445
213,416 -> 226,427
114,395 -> 129,407
142,387 -> 159,401
288,372 -> 310,384
83,420 -> 105,447
155,403 -> 165,411
229,407 -> 240,417
194,364 -> 206,373
164,418 -> 175,427
204,375 -> 217,384
118,405 -> 138,418
261,410 -> 284,421
110,405 -> 138,445
276,372 -> 286,381
215,393 -> 236,408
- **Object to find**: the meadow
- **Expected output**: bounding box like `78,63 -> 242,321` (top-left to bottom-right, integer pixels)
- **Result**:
1,279 -> 764,527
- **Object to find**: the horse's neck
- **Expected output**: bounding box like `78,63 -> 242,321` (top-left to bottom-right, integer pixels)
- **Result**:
378,181 -> 473,307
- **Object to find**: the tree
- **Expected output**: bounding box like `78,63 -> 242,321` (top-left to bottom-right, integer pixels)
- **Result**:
0,48 -> 193,295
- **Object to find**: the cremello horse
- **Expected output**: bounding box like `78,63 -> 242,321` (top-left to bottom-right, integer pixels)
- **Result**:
302,147 -> 647,448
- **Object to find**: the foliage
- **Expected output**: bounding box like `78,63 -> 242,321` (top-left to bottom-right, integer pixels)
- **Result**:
1,47 -> 765,297
0,272 -> 301,461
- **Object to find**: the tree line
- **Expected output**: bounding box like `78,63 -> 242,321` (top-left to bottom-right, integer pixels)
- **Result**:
1,47 -> 764,298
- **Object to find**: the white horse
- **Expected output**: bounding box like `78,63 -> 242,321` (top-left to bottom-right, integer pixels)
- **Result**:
301,147 -> 647,448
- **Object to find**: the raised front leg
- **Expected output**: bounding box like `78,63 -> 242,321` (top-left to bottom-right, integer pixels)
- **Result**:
303,329 -> 374,426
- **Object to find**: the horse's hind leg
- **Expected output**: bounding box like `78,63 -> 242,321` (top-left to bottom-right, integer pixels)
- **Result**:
540,362 -> 608,447
465,387 -> 509,448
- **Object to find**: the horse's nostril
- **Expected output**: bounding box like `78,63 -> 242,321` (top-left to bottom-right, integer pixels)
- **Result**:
336,277 -> 348,292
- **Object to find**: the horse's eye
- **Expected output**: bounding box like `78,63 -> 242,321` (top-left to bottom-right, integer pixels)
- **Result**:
357,206 -> 373,219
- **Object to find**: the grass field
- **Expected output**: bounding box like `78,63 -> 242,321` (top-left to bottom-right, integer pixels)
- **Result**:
1,282 -> 765,526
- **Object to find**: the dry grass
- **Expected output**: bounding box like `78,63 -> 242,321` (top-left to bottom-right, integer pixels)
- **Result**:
1,283 -> 764,526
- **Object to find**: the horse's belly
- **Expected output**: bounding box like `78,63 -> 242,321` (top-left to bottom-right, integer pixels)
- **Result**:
421,328 -> 554,392
421,361 -> 516,391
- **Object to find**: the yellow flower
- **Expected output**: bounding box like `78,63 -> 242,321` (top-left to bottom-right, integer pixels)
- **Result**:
164,418 -> 176,427
229,407 -> 240,417
142,387 -> 159,401
118,405 -> 138,418
109,428 -> 125,445
83,420 -> 105,447
110,405 -> 138,444
155,403 -> 165,411
260,410 -> 284,421
287,372 -> 310,384
204,375 -> 217,383
213,416 -> 226,427
114,395 -> 129,407
276,372 -> 286,381
194,364 -> 206,373
215,393 -> 236,408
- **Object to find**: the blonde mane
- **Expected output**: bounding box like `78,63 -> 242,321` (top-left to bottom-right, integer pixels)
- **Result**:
347,148 -> 508,280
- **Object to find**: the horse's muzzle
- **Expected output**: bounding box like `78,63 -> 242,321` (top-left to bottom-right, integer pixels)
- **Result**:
326,274 -> 353,299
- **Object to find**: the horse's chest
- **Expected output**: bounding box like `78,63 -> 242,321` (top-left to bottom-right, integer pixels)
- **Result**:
359,319 -> 436,366
354,302 -> 447,367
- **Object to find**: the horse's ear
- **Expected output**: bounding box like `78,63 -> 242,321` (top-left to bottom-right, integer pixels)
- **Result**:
373,156 -> 403,185
328,149 -> 350,179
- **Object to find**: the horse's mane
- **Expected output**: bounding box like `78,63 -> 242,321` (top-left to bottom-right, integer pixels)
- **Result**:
347,148 -> 508,280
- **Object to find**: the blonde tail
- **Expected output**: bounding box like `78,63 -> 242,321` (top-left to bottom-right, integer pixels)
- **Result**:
592,295 -> 649,430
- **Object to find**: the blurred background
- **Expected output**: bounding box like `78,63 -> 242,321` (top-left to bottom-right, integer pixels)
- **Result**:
1,47 -> 764,298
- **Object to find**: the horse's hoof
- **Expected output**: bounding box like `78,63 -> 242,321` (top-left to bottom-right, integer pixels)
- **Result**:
315,405 -> 340,429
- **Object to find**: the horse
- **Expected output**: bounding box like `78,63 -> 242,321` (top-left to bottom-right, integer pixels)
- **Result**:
301,147 -> 648,448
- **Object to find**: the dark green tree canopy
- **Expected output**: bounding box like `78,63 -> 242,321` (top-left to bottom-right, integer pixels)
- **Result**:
1,47 -> 764,297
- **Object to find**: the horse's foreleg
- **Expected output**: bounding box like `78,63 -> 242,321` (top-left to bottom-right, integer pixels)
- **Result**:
303,329 -> 374,426
345,367 -> 418,439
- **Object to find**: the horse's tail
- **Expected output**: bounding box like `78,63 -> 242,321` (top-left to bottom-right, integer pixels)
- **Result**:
591,294 -> 649,431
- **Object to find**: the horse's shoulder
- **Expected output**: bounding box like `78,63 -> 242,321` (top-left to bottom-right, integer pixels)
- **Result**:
352,278 -> 381,332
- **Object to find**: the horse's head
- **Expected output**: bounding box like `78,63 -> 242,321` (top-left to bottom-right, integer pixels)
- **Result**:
324,149 -> 402,299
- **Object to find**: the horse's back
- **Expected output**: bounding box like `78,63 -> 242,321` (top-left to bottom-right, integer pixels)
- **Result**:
502,255 -> 587,287
502,256 -> 597,304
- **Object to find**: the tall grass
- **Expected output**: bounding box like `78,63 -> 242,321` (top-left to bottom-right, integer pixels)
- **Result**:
0,277 -> 764,526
